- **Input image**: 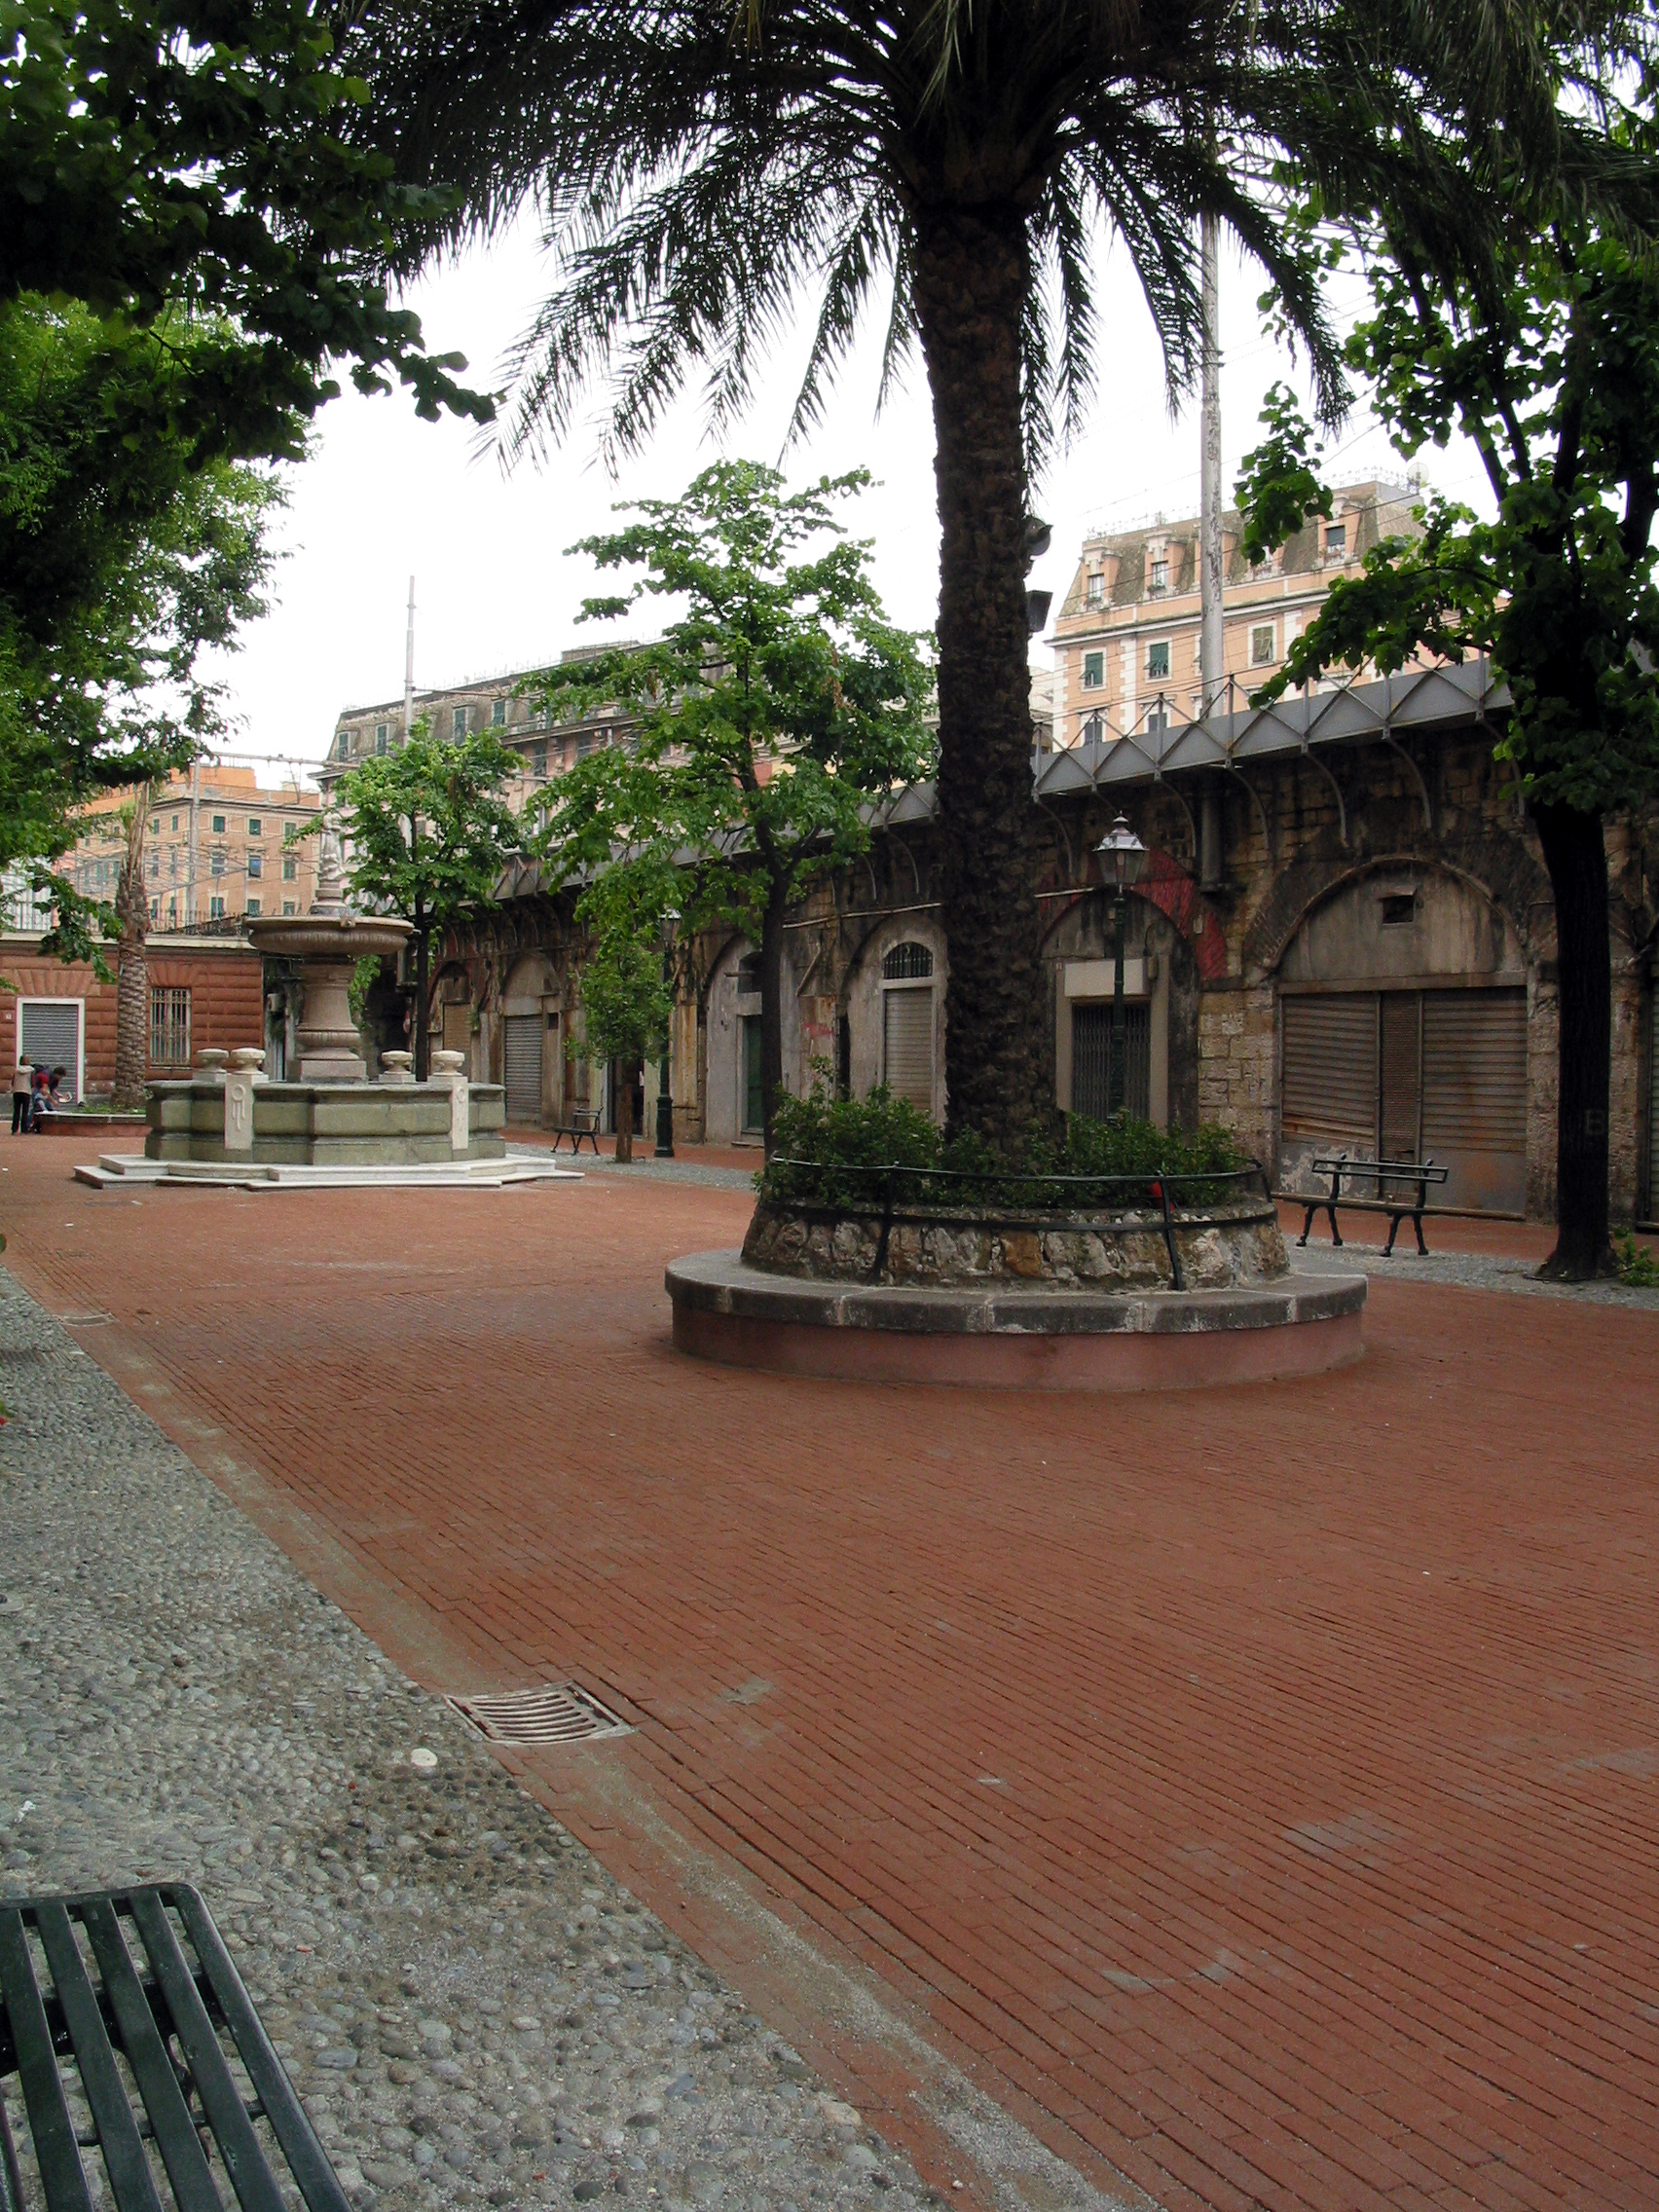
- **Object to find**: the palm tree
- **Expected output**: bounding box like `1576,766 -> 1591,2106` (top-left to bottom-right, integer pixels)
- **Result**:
112,785 -> 155,1112
373,0 -> 1593,1151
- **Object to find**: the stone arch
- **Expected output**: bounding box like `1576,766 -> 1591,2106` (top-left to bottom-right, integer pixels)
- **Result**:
704,933 -> 760,1144
843,911 -> 948,1123
1270,856 -> 1530,985
499,948 -> 562,1125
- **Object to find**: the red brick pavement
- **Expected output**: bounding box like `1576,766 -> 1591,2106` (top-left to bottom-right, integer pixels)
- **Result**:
4,1143 -> 1658,2211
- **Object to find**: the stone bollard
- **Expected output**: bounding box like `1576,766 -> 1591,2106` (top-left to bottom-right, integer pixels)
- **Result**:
223,1062 -> 256,1154
195,1048 -> 228,1087
428,1050 -> 469,1156
230,1047 -> 267,1088
380,1051 -> 415,1087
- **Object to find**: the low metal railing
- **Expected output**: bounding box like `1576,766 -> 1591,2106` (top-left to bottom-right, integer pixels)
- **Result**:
759,1160 -> 1274,1291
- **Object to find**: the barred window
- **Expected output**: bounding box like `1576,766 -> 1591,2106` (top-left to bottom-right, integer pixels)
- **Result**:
150,986 -> 191,1066
882,941 -> 935,981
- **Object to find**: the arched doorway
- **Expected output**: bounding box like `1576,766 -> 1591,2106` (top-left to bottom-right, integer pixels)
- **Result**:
843,921 -> 947,1123
1275,865 -> 1530,1212
705,940 -> 764,1144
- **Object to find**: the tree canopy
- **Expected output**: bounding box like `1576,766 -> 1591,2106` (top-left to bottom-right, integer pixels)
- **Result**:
530,461 -> 933,1149
1,296 -> 283,960
1234,60 -> 1659,1274
313,724 -> 522,1075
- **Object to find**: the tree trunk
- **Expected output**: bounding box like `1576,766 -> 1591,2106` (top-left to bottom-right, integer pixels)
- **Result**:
111,865 -> 148,1110
759,877 -> 788,1160
614,1087 -> 633,1163
415,917 -> 430,1081
1532,799 -> 1614,1278
911,201 -> 1049,1155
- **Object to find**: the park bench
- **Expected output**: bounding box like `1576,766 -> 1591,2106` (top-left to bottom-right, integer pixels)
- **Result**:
548,1106 -> 602,1156
1295,1154 -> 1452,1257
0,1882 -> 349,2212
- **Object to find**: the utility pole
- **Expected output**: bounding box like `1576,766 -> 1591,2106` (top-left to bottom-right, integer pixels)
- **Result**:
403,576 -> 416,740
1198,205 -> 1226,892
1198,209 -> 1224,719
186,760 -> 201,927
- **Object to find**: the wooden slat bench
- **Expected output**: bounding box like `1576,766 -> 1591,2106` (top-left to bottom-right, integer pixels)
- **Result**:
0,1882 -> 349,2211
1295,1154 -> 1452,1257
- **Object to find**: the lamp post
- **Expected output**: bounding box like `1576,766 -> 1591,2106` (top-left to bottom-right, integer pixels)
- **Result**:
655,908 -> 679,1158
1095,816 -> 1146,1117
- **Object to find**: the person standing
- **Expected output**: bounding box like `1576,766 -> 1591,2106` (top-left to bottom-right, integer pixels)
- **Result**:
10,1055 -> 30,1134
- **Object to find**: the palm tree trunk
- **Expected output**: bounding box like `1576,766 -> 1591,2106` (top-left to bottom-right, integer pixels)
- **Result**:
912,202 -> 1049,1156
112,866 -> 149,1110
1532,799 -> 1614,1277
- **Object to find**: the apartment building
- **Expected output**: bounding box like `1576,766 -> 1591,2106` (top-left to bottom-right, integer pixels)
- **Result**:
1049,480 -> 1425,750
65,765 -> 323,926
321,646 -> 643,807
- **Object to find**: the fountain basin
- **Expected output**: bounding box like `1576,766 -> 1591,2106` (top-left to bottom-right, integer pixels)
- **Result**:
145,1075 -> 505,1166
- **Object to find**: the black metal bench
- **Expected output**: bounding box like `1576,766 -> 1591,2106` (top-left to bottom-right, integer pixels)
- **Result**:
1296,1154 -> 1452,1257
548,1106 -> 602,1156
0,1882 -> 349,2211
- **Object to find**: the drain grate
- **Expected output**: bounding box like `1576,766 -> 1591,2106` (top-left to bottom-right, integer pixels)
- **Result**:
446,1681 -> 631,1746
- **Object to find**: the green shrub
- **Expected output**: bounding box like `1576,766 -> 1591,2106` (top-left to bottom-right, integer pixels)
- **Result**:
1615,1228 -> 1659,1287
760,1083 -> 1249,1211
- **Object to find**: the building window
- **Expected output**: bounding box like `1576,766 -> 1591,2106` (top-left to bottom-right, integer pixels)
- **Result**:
1082,650 -> 1104,689
150,985 -> 191,1065
148,898 -> 159,919
1250,623 -> 1276,667
170,814 -> 179,831
245,896 -> 261,915
208,896 -> 225,918
149,815 -> 160,833
337,730 -> 352,758
1082,714 -> 1104,747
1381,893 -> 1418,927
1325,523 -> 1347,563
247,816 -> 261,836
493,698 -> 506,726
282,900 -> 296,914
1086,571 -> 1105,608
1146,704 -> 1169,736
882,941 -> 935,981
247,852 -> 263,879
282,854 -> 297,880
532,740 -> 548,779
211,814 -> 226,834
148,853 -> 159,879
376,722 -> 388,754
209,852 -> 225,878
1146,640 -> 1171,682
452,705 -> 467,739
1149,557 -> 1168,594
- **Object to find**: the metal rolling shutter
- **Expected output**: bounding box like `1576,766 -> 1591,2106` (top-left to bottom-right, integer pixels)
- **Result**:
882,989 -> 935,1112
503,1014 -> 541,1122
1421,990 -> 1527,1151
1280,994 -> 1377,1143
19,1001 -> 81,1101
1071,1003 -> 1151,1122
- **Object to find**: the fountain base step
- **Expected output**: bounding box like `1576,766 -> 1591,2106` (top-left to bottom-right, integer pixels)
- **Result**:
666,1249 -> 1366,1391
76,1154 -> 582,1192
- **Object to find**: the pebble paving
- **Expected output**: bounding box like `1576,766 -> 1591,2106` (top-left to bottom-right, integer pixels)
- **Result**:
0,1269 -> 936,2212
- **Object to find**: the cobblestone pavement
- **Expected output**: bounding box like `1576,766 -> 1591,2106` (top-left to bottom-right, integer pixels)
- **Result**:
1291,1238 -> 1659,1309
0,1271 -> 1066,2212
4,1144 -> 1658,2212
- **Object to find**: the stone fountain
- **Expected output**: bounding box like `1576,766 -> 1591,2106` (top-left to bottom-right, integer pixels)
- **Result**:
79,824 -> 572,1188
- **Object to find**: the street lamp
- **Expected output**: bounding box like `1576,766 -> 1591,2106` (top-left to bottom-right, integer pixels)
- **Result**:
1095,816 -> 1146,1117
655,908 -> 680,1159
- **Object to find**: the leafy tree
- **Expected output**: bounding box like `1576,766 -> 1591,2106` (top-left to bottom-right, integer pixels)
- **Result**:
1235,103 -> 1659,1276
0,0 -> 491,467
306,725 -> 521,1077
1,296 -> 282,960
529,461 -> 933,1154
378,0 -> 1609,1151
578,930 -> 673,1162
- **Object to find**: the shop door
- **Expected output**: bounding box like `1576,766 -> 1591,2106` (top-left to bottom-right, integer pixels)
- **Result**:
18,1000 -> 82,1101
1071,1002 -> 1150,1122
1420,988 -> 1528,1212
503,1014 -> 541,1123
882,987 -> 936,1113
1379,993 -> 1421,1162
742,1017 -> 764,1133
1281,993 -> 1378,1153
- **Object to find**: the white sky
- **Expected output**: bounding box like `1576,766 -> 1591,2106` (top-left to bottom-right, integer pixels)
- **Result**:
203,214 -> 1492,783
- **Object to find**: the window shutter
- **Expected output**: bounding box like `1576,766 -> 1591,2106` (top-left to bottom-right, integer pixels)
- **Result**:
503,1015 -> 542,1121
882,990 -> 935,1112
1421,990 -> 1527,1152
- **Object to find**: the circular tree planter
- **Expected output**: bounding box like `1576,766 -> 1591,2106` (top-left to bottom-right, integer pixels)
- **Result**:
667,1167 -> 1365,1391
